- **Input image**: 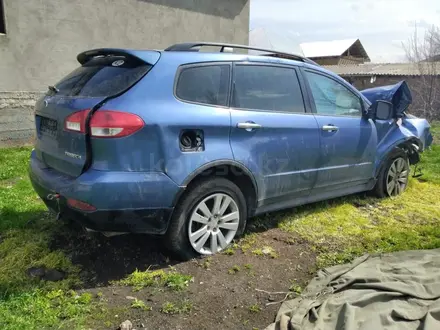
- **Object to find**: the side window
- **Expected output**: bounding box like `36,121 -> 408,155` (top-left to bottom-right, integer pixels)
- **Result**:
176,65 -> 230,106
232,65 -> 305,113
305,71 -> 362,117
0,0 -> 5,34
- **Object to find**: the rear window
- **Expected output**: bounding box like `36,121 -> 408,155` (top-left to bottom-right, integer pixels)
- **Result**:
51,56 -> 151,97
175,65 -> 230,106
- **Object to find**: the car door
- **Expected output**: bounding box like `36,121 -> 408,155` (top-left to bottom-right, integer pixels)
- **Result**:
229,63 -> 321,207
301,68 -> 377,192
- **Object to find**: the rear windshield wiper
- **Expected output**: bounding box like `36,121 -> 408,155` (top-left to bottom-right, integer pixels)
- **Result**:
48,85 -> 59,94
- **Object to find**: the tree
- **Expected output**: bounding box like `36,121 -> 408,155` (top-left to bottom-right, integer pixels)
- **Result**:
403,25 -> 440,120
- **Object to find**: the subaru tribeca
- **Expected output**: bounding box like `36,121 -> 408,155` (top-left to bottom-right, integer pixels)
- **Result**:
29,42 -> 433,260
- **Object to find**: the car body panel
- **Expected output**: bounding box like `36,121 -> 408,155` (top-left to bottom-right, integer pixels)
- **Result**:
310,115 -> 377,189
361,81 -> 412,118
34,96 -> 107,177
230,109 -> 321,204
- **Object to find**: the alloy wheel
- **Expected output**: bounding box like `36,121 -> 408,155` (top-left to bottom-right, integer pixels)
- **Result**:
386,157 -> 409,196
188,193 -> 240,255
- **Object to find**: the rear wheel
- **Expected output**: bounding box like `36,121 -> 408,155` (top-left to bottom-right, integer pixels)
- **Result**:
373,149 -> 410,198
165,177 -> 247,260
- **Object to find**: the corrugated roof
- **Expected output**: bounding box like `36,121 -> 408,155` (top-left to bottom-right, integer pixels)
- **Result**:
300,39 -> 364,58
323,63 -> 440,76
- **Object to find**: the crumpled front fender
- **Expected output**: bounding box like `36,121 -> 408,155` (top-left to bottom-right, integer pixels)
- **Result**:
374,117 -> 433,176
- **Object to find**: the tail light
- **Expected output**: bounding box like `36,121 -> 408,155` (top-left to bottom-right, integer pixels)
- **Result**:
67,198 -> 96,212
64,110 -> 144,138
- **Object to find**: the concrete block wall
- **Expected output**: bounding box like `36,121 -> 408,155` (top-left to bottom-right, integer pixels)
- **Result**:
0,92 -> 42,147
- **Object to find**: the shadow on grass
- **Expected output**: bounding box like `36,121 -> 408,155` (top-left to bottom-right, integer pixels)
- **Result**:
49,219 -> 181,289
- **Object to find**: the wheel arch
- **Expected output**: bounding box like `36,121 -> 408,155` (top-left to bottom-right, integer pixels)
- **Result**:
173,160 -> 259,216
374,137 -> 422,177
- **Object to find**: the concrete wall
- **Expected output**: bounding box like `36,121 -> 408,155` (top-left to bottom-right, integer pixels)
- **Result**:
0,0 -> 249,91
0,0 -> 249,146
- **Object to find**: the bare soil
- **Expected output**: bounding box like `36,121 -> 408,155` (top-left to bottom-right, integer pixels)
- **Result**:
52,222 -> 316,330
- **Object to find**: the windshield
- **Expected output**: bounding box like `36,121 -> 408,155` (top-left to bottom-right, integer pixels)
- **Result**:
49,56 -> 151,97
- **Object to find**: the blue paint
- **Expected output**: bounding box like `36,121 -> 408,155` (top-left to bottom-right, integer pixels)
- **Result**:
29,48 -> 433,234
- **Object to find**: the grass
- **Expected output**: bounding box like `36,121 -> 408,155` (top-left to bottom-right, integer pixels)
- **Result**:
200,257 -> 212,269
252,246 -> 278,259
0,290 -> 97,330
249,303 -> 261,313
130,298 -> 152,311
117,268 -> 193,291
289,283 -> 303,295
228,265 -> 241,275
430,121 -> 440,141
0,147 -> 98,329
0,147 -> 32,181
160,300 -> 192,315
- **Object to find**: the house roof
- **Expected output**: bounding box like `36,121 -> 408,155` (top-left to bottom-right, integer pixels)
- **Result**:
323,63 -> 440,76
300,39 -> 370,61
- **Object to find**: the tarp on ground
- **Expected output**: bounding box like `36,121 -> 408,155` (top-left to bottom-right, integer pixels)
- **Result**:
265,249 -> 440,330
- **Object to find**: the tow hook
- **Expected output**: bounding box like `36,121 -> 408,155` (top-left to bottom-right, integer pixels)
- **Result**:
46,193 -> 62,220
47,193 -> 60,201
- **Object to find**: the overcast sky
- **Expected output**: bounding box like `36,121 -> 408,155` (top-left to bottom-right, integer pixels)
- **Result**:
250,0 -> 440,63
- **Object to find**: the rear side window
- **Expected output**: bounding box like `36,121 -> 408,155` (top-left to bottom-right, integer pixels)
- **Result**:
51,56 -> 151,97
232,65 -> 305,113
176,65 -> 230,106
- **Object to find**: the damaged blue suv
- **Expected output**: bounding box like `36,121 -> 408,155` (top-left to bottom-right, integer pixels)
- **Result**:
29,42 -> 433,260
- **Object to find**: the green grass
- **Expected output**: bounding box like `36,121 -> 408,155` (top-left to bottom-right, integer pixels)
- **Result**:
0,147 -> 100,329
117,268 -> 193,291
430,121 -> 440,141
130,298 -> 152,311
0,290 -> 96,330
252,246 -> 278,259
160,300 -> 192,315
228,265 -> 241,275
0,147 -> 32,181
418,145 -> 440,184
249,303 -> 261,313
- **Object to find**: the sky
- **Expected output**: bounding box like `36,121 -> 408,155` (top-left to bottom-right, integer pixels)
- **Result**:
250,0 -> 440,63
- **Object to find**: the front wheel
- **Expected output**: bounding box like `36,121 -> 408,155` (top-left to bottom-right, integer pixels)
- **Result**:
165,177 -> 247,260
373,149 -> 410,198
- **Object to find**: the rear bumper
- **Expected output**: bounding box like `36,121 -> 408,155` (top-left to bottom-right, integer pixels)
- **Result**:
29,150 -> 182,234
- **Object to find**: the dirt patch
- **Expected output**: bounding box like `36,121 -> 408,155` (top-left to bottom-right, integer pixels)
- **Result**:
54,225 -> 315,330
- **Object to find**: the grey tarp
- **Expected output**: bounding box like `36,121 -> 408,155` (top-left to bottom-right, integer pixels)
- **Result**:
266,249 -> 440,330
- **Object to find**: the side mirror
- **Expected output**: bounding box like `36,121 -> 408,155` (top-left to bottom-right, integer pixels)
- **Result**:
368,100 -> 394,120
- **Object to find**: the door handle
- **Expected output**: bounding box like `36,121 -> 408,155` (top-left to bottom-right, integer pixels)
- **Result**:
322,125 -> 339,132
237,122 -> 262,131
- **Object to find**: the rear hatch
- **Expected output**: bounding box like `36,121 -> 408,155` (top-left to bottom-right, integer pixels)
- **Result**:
34,50 -> 159,177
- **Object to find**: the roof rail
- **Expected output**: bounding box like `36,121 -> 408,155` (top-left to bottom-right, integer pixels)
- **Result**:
164,42 -> 318,65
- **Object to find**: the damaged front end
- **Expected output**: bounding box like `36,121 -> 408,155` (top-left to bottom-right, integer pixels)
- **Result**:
361,81 -> 434,172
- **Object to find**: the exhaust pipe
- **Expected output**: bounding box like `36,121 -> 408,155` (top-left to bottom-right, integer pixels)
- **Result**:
84,227 -> 127,238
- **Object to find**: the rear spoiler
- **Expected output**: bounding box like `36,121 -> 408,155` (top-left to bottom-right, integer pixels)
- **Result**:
77,48 -> 161,66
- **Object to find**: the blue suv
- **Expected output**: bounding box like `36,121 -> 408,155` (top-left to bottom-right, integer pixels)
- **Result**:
29,42 -> 433,260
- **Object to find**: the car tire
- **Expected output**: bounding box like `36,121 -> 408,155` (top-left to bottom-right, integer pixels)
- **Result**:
373,149 -> 410,198
165,177 -> 247,260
